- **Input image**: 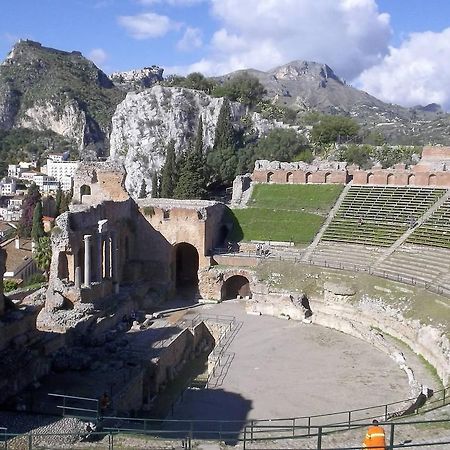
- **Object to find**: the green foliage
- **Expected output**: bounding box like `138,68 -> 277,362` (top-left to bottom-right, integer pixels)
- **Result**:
253,128 -> 307,162
4,279 -> 19,292
174,118 -> 207,199
142,206 -> 155,217
58,190 -> 71,214
336,144 -> 372,169
151,174 -> 160,198
31,201 -> 45,242
207,100 -> 239,185
311,115 -> 360,144
33,236 -> 52,278
55,186 -> 62,215
255,101 -> 298,124
212,73 -> 266,107
292,149 -> 314,163
160,140 -> 177,198
17,183 -> 41,238
164,72 -> 216,94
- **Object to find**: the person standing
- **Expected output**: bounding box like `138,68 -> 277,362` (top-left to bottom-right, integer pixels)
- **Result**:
363,419 -> 386,449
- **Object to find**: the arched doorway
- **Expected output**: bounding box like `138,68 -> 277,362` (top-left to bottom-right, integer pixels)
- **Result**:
305,172 -> 312,183
80,185 -> 91,203
175,243 -> 199,290
407,174 -> 416,185
286,172 -> 293,183
324,172 -> 332,183
387,173 -> 395,185
267,172 -> 274,183
367,173 -> 374,184
57,252 -> 69,280
216,225 -> 229,248
221,275 -> 251,301
429,174 -> 437,186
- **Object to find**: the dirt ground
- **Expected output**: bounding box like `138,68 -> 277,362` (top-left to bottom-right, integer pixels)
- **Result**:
171,300 -> 415,423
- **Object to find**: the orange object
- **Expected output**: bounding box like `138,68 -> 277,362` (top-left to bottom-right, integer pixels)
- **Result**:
363,424 -> 386,449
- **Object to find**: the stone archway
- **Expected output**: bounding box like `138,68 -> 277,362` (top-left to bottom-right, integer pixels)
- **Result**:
305,172 -> 312,183
267,172 -> 274,183
80,185 -> 91,203
324,172 -> 332,183
57,252 -> 69,280
387,173 -> 395,185
286,172 -> 293,183
407,174 -> 416,185
428,174 -> 437,186
367,173 -> 374,184
221,275 -> 252,301
175,243 -> 199,290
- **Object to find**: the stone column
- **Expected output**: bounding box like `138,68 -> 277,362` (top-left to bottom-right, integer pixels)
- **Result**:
96,233 -> 103,282
104,233 -> 111,279
83,234 -> 92,288
111,231 -> 119,294
75,266 -> 82,289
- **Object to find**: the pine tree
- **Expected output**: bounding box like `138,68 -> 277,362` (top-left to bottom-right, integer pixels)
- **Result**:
151,173 -> 160,198
207,99 -> 239,186
138,179 -> 147,199
31,201 -> 45,242
174,118 -> 207,199
17,183 -> 41,238
160,140 -> 177,198
55,185 -> 62,215
213,99 -> 235,151
34,236 -> 52,280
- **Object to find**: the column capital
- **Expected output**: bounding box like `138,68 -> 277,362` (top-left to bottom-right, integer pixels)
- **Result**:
84,234 -> 92,241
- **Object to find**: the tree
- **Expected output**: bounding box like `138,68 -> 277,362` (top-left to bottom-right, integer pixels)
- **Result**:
55,185 -> 62,215
138,179 -> 147,199
31,201 -> 45,242
253,129 -> 308,162
174,118 -> 207,199
213,74 -> 266,108
17,183 -> 41,238
59,191 -> 71,214
311,115 -> 360,144
213,99 -> 235,151
160,140 -> 177,198
151,173 -> 160,198
34,236 -> 52,280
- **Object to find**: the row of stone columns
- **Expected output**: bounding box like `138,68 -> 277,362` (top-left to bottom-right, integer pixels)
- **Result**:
74,221 -> 120,291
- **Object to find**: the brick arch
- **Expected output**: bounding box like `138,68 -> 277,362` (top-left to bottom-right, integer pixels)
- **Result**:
407,174 -> 416,185
387,173 -> 395,185
305,172 -> 312,183
324,172 -> 332,183
286,172 -> 293,183
367,173 -> 374,184
267,172 -> 274,183
428,174 -> 437,186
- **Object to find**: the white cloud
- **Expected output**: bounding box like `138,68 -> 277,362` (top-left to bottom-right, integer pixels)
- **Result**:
184,0 -> 392,78
88,48 -> 108,66
118,12 -> 179,39
358,28 -> 450,109
177,27 -> 203,51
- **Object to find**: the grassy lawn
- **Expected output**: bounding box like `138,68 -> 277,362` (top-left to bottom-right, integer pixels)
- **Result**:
230,184 -> 343,244
248,184 -> 343,213
230,208 -> 324,244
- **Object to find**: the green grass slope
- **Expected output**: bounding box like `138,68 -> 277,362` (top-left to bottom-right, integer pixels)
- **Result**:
230,184 -> 343,245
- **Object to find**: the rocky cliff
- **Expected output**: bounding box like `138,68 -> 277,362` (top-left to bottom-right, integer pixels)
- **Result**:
109,85 -> 293,197
110,66 -> 164,91
0,40 -> 125,151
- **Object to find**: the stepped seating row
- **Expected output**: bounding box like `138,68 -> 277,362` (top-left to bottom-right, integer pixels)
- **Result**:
309,242 -> 382,268
378,245 -> 450,293
337,186 -> 445,224
407,199 -> 450,249
322,218 -> 407,246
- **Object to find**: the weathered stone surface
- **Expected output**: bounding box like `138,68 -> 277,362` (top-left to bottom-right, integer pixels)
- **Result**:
109,85 -> 296,197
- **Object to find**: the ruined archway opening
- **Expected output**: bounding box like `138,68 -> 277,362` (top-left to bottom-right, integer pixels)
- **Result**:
80,185 -> 91,203
221,275 -> 251,301
57,252 -> 69,280
175,243 -> 199,291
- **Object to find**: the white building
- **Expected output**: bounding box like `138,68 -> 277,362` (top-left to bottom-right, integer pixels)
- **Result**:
47,153 -> 65,163
0,178 -> 17,196
46,159 -> 79,191
8,161 -> 37,179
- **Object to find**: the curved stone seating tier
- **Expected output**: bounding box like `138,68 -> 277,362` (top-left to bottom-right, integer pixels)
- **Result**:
377,245 -> 450,293
407,199 -> 450,249
308,242 -> 383,268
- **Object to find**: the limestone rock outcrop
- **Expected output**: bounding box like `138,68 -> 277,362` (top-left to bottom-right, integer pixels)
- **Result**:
109,85 -> 293,197
111,66 -> 164,90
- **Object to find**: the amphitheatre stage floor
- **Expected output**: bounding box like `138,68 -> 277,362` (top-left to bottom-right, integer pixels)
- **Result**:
173,300 -> 414,422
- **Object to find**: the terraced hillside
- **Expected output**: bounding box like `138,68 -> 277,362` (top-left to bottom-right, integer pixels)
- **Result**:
230,184 -> 343,244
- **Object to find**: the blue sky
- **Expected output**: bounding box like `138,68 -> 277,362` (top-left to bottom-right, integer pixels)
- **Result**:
2,0 -> 450,108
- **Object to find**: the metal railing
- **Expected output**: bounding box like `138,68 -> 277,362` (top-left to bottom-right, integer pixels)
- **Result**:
48,393 -> 100,421
2,418 -> 450,450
